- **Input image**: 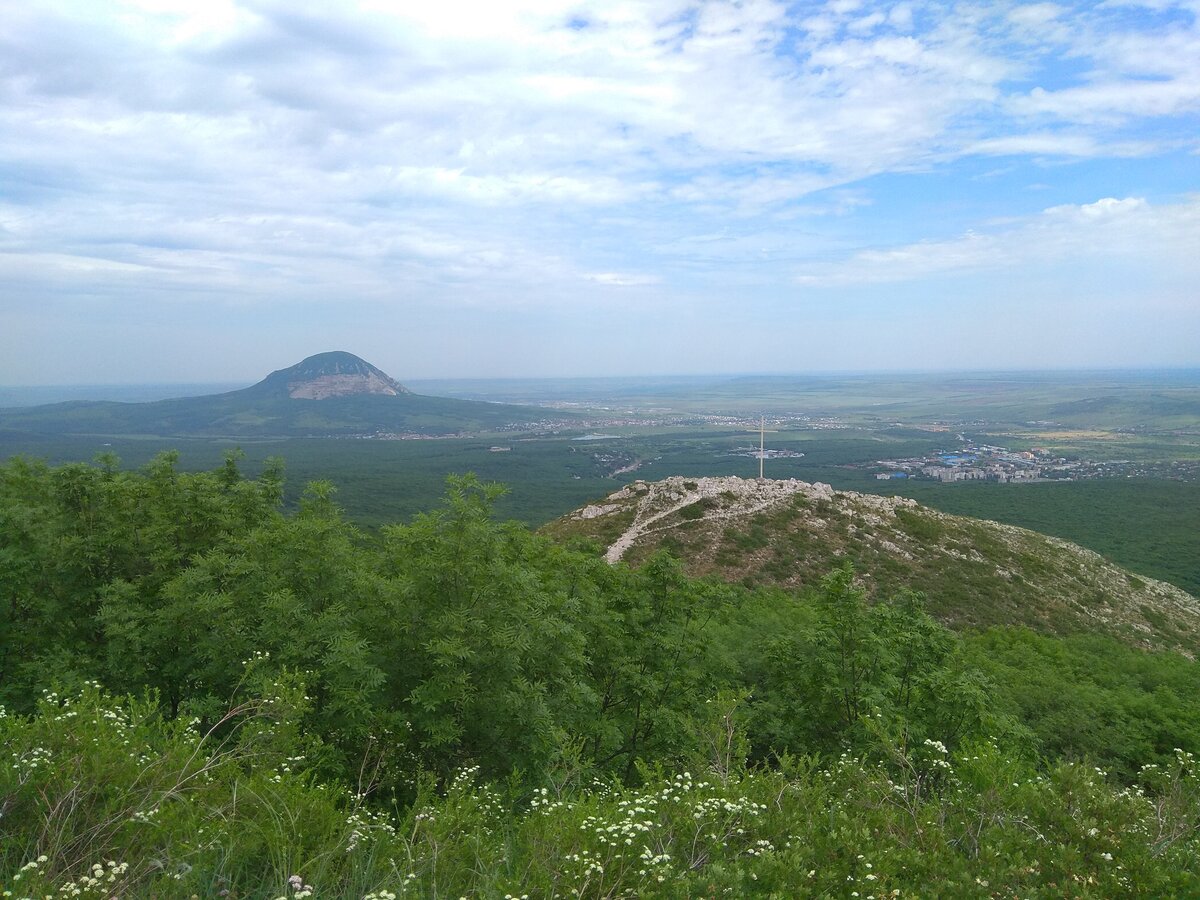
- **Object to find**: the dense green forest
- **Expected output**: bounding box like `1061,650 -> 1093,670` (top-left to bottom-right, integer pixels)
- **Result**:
882,480 -> 1200,597
2,453 -> 1199,896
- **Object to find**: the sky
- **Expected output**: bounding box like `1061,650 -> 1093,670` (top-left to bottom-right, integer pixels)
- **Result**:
1,0 -> 1198,384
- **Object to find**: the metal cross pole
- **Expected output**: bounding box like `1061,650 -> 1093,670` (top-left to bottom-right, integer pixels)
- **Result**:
759,415 -> 765,480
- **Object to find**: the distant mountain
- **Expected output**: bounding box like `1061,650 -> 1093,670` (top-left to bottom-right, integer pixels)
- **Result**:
543,475 -> 1200,655
250,351 -> 411,399
0,352 -> 569,438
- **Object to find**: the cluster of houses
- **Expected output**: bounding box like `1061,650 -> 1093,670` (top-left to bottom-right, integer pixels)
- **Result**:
872,442 -> 1050,483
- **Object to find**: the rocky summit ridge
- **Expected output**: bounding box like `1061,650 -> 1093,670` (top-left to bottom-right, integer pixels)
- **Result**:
547,475 -> 1200,654
257,351 -> 410,400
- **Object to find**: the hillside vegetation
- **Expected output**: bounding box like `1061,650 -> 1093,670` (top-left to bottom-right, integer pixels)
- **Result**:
2,454 -> 1200,896
545,476 -> 1200,655
882,479 -> 1200,598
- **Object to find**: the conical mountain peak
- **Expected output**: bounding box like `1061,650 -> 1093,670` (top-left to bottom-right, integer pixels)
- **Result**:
259,351 -> 410,399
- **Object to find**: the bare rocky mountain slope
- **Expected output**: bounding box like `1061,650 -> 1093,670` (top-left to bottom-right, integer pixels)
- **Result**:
257,350 -> 410,399
544,476 -> 1200,654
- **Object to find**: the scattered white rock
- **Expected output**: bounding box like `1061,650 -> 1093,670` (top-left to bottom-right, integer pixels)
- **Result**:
564,474 -> 1200,654
578,504 -> 619,519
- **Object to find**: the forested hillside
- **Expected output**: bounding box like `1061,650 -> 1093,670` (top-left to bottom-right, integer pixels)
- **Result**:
2,453 -> 1199,896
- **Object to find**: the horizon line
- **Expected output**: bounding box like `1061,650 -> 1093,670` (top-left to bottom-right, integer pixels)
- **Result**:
5,363 -> 1200,390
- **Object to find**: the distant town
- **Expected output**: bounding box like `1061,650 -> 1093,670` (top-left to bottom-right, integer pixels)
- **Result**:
864,436 -> 1200,483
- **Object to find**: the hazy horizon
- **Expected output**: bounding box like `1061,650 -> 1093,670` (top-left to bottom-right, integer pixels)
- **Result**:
3,1 -> 1198,384
4,364 -> 1200,408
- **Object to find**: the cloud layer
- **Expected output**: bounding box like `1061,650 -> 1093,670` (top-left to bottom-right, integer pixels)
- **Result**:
1,0 -> 1198,380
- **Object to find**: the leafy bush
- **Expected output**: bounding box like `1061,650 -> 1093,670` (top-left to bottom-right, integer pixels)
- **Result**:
4,686 -> 1199,897
3,455 -> 1200,895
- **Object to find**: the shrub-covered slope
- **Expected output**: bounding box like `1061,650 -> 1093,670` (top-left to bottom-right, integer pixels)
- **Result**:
544,476 -> 1200,654
4,455 -> 1200,896
6,685 -> 1199,897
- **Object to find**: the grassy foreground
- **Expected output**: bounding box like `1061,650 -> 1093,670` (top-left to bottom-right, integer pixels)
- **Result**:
4,683 -> 1199,898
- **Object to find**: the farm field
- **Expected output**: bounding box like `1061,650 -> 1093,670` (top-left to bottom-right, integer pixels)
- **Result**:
414,369 -> 1200,430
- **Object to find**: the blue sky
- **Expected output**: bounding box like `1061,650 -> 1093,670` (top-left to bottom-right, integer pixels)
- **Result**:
1,0 -> 1198,384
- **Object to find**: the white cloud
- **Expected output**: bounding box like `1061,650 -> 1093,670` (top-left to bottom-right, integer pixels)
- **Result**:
1006,6 -> 1200,127
794,194 -> 1200,296
4,0 -> 1192,225
1013,79 -> 1200,125
1008,3 -> 1068,27
966,133 -> 1161,157
967,133 -> 1103,157
2,1 -> 1199,379
586,272 -> 662,286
